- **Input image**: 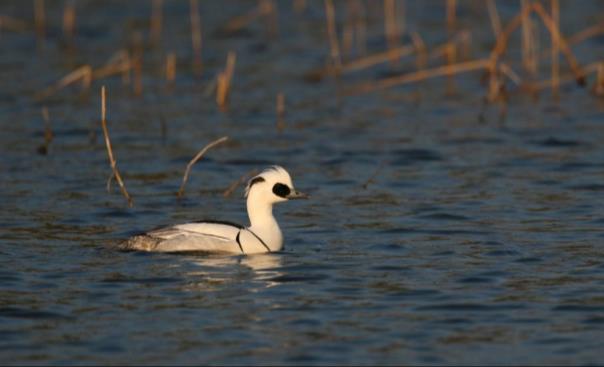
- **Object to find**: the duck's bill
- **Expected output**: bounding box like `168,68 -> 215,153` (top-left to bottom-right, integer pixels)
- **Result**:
287,190 -> 309,200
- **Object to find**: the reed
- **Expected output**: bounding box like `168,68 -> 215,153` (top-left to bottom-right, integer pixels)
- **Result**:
486,0 -> 501,38
216,51 -> 236,112
344,58 -> 490,95
62,0 -> 76,43
34,0 -> 45,43
190,0 -> 203,76
384,0 -> 401,64
165,52 -> 176,86
36,106 -> 53,155
594,62 -> 604,97
446,0 -> 456,33
37,65 -> 92,100
259,0 -> 278,38
150,0 -> 163,45
324,0 -> 342,73
223,169 -> 259,198
0,15 -> 30,32
410,32 -> 427,70
551,0 -> 559,98
177,136 -> 229,198
276,92 -> 285,132
100,86 -> 133,208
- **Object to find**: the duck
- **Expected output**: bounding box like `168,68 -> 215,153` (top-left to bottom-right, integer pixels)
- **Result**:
121,166 -> 307,254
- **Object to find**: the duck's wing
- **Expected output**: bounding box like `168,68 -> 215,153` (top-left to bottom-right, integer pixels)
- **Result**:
123,221 -> 245,254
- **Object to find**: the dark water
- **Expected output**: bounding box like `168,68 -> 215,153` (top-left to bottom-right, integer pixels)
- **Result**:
2,0 -> 604,365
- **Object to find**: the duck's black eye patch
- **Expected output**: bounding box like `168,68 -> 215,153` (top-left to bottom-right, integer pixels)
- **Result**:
272,183 -> 290,198
248,176 -> 265,189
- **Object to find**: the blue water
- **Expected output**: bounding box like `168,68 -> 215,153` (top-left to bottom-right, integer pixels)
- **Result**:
1,0 -> 604,365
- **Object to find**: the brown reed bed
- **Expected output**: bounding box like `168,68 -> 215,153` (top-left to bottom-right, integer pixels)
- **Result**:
100,86 -> 133,208
177,136 -> 229,198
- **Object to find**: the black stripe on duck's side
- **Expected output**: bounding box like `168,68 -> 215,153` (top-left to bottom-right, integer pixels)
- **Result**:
192,219 -> 245,229
235,231 -> 245,254
247,229 -> 271,253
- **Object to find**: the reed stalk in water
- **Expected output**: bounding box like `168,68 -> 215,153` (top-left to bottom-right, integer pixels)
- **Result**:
324,0 -> 342,74
216,51 -> 236,111
178,136 -> 229,198
190,0 -> 203,76
100,86 -> 133,208
36,107 -> 53,155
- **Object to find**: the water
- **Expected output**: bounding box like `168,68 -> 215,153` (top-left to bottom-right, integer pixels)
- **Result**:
2,0 -> 604,365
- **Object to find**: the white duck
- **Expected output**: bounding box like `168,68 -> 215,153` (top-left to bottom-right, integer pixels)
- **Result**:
122,166 -> 307,254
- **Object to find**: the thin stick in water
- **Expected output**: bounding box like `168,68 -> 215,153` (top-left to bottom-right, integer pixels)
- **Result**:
177,136 -> 229,197
101,86 -> 133,207
486,0 -> 501,38
37,106 -> 53,155
551,0 -> 560,98
325,0 -> 342,73
223,169 -> 259,198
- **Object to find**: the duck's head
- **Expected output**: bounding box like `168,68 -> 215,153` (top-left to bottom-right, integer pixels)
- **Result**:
245,166 -> 308,205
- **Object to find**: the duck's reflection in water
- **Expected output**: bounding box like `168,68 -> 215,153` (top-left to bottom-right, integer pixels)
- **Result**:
179,253 -> 284,291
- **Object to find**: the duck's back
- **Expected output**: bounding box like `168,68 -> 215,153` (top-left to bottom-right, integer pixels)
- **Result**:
122,221 -> 244,253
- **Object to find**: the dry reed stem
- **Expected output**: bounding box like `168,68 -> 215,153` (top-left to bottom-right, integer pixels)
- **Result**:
259,0 -> 278,38
325,0 -> 342,73
276,92 -> 285,132
446,0 -> 456,32
100,86 -> 133,208
342,1 -> 355,58
177,136 -> 229,198
410,31 -> 427,70
428,31 -> 470,61
37,65 -> 92,100
533,61 -> 600,90
499,62 -> 522,85
538,23 -> 604,60
593,62 -> 604,97
166,52 -> 176,85
34,0 -> 45,42
62,0 -> 76,42
0,15 -> 30,32
551,0 -> 559,98
223,5 -> 262,33
532,2 -> 585,85
93,51 -> 131,80
190,0 -> 203,76
223,169 -> 258,198
384,0 -> 401,64
150,0 -> 163,45
216,51 -> 236,111
521,0 -> 537,75
344,58 -> 490,95
339,44 -> 415,74
37,106 -> 53,155
486,0 -> 501,38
